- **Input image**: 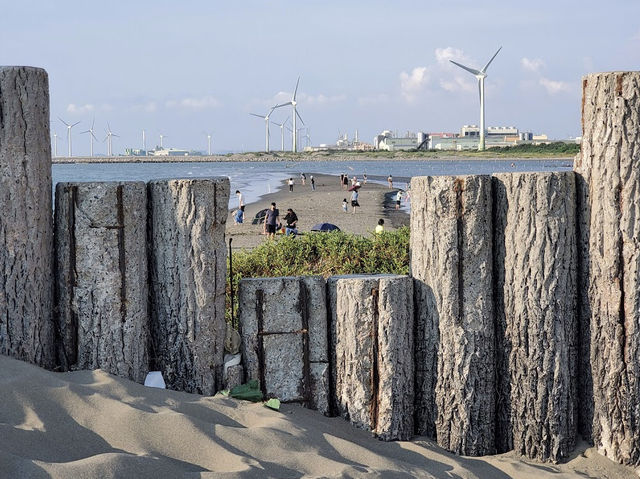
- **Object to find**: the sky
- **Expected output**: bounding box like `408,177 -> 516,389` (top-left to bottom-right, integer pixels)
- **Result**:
2,0 -> 639,155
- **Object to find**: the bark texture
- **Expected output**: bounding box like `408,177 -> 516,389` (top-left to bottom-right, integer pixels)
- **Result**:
54,182 -> 149,383
0,67 -> 54,368
410,175 -> 495,456
148,178 -> 229,395
493,172 -> 578,462
239,276 -> 329,414
574,72 -> 640,467
332,274 -> 414,441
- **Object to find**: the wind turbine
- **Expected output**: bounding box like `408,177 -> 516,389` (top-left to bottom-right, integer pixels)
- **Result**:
274,77 -> 304,152
450,46 -> 502,151
58,117 -> 81,157
206,132 -> 213,155
159,134 -> 167,149
103,123 -> 119,156
142,129 -> 146,151
80,118 -> 99,157
271,117 -> 289,151
250,106 -> 277,152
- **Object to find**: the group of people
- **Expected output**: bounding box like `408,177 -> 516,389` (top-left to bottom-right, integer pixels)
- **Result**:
262,202 -> 298,239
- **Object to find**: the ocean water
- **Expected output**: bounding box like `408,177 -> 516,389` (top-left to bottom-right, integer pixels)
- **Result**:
52,159 -> 573,206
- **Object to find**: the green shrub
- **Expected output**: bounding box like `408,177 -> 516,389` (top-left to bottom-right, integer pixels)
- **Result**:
226,227 -> 409,323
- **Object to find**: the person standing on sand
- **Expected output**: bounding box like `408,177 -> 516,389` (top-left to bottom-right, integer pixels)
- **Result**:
395,190 -> 403,210
284,208 -> 298,236
350,189 -> 359,214
288,178 -> 294,192
235,190 -> 244,209
310,175 -> 316,191
264,202 -> 279,239
375,218 -> 384,234
301,173 -> 306,185
387,175 -> 393,188
342,175 -> 349,190
363,173 -> 367,184
340,174 -> 345,187
234,205 -> 245,224
342,198 -> 348,213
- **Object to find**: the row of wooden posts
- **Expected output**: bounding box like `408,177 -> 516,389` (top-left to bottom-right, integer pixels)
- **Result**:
0,66 -> 639,468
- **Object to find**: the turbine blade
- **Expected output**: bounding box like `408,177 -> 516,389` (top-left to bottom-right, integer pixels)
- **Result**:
450,60 -> 481,76
296,110 -> 305,125
80,130 -> 90,134
274,102 -> 291,109
91,132 -> 98,141
71,121 -> 81,127
249,113 -> 265,118
91,117 -> 95,129
481,46 -> 502,73
112,134 -> 120,138
293,76 -> 300,100
58,117 -> 70,126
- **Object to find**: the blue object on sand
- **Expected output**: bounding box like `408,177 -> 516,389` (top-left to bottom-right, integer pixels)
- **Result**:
311,223 -> 341,232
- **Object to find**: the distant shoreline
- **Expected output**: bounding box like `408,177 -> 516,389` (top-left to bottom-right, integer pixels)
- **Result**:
52,153 -> 575,164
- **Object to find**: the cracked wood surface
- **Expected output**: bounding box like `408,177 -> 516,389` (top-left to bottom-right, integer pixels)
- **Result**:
148,178 -> 229,395
54,182 -> 149,383
0,66 -> 54,368
575,72 -> 640,467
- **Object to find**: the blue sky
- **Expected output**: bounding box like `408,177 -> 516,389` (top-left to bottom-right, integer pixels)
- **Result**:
2,0 -> 639,154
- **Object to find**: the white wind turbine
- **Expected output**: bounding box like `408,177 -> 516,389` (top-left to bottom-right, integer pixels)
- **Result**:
450,46 -> 502,151
142,129 -> 146,150
159,133 -> 167,149
103,123 -> 119,156
58,117 -> 81,157
80,118 -> 99,157
275,77 -> 304,152
205,132 -> 213,155
271,117 -> 289,151
250,106 -> 277,152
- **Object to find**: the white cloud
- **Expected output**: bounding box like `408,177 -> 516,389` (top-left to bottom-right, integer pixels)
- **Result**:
165,95 -> 220,110
66,103 -> 94,114
539,77 -> 571,94
439,76 -> 475,93
301,93 -> 346,106
521,57 -> 544,73
400,66 -> 429,101
435,47 -> 469,67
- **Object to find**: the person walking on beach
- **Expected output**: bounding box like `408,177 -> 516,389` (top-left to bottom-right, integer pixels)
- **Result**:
387,175 -> 393,189
284,208 -> 298,236
310,175 -> 316,191
395,190 -> 403,210
264,202 -> 279,239
375,218 -> 384,234
363,173 -> 367,184
342,175 -> 349,190
340,174 -> 345,188
350,189 -> 360,214
301,173 -> 306,185
342,198 -> 348,213
288,178 -> 294,192
235,190 -> 244,209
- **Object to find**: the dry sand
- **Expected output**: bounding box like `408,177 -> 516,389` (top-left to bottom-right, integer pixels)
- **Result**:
1,355 -> 635,478
226,174 -> 409,250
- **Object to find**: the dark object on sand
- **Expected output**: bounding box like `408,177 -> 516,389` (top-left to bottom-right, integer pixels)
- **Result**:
252,208 -> 268,224
311,223 -> 341,232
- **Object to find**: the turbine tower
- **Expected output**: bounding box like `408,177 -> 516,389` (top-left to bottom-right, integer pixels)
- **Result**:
53,131 -> 59,157
159,134 -> 167,149
206,132 -> 213,155
142,129 -> 146,151
58,117 -> 81,157
450,46 -> 502,151
80,118 -> 98,157
249,106 -> 277,152
275,77 -> 304,152
271,117 -> 289,151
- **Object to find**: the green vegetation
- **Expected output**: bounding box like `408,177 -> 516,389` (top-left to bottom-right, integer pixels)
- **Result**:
485,142 -> 580,156
226,227 -> 410,323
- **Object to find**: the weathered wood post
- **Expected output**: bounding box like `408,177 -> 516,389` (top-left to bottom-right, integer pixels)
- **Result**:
148,178 -> 229,395
410,175 -> 495,456
329,274 -> 414,441
239,276 -> 330,414
574,72 -> 640,467
54,182 -> 149,382
0,67 -> 54,368
493,172 -> 578,462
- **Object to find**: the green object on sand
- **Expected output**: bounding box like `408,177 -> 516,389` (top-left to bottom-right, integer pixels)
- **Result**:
228,379 -> 263,402
264,398 -> 280,411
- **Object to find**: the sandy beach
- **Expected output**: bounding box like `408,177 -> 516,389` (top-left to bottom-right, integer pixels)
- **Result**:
0,355 -> 634,478
227,174 -> 409,250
